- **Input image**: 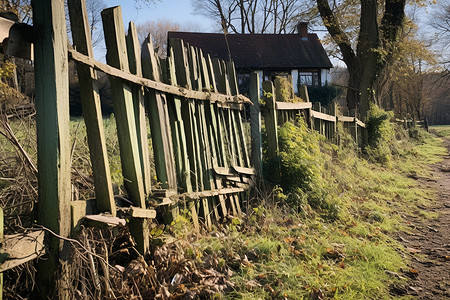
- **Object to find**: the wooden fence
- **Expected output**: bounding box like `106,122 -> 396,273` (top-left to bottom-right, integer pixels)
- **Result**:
0,1 -> 368,297
2,1 -> 253,297
68,3 -> 254,250
248,78 -> 366,180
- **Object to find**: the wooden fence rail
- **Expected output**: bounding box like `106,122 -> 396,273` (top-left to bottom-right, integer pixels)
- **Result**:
250,77 -> 367,179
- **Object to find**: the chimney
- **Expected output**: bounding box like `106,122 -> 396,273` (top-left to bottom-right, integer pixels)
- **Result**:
297,22 -> 308,38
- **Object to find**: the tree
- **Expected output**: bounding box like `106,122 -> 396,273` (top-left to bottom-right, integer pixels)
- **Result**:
316,0 -> 407,119
374,18 -> 437,119
192,0 -> 303,33
429,0 -> 450,75
136,19 -> 201,57
0,0 -> 32,23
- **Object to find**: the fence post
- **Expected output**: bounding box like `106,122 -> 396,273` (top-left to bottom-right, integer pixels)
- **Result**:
312,102 -> 321,133
333,102 -> 338,142
101,7 -> 148,254
68,0 -> 116,215
262,81 -> 280,184
249,72 -> 262,177
351,109 -> 359,146
33,0 -> 71,297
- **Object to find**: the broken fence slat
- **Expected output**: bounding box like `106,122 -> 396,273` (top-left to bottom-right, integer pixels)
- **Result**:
84,214 -> 126,227
0,230 -> 46,272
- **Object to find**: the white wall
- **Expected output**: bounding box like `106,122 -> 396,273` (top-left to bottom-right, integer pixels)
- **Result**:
292,70 -> 299,94
256,70 -> 264,95
321,69 -> 331,86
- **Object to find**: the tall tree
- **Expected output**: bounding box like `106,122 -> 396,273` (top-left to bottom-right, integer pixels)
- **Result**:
192,0 -> 302,33
316,0 -> 406,119
429,0 -> 450,75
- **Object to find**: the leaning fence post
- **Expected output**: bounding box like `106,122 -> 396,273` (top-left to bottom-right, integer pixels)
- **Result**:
249,72 -> 262,177
351,109 -> 359,146
262,81 -> 280,184
68,0 -> 116,216
33,0 -> 71,297
101,6 -> 148,254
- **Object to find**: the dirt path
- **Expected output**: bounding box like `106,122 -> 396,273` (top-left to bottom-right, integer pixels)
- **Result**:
396,135 -> 450,299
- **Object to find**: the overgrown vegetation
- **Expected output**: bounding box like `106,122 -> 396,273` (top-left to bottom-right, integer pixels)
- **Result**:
307,85 -> 343,107
1,103 -> 447,298
166,114 -> 446,299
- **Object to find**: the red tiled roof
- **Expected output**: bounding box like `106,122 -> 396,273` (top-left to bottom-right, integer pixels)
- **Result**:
167,31 -> 333,70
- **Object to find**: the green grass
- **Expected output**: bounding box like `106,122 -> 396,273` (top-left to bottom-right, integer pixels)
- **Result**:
169,124 -> 446,299
430,125 -> 450,138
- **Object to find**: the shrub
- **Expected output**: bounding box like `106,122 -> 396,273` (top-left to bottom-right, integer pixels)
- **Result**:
307,84 -> 343,106
270,119 -> 338,220
365,105 -> 396,164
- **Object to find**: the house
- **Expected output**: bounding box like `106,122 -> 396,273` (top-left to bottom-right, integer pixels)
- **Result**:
168,23 -> 333,95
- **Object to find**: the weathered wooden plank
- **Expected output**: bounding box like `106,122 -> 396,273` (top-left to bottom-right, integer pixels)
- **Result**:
124,207 -> 157,219
235,110 -> 251,167
0,230 -> 46,272
205,103 -> 228,217
223,63 -> 242,216
142,35 -> 177,190
198,49 -> 211,91
33,0 -> 71,296
338,115 -> 355,122
249,72 -> 262,176
198,54 -> 227,219
68,0 -> 116,215
180,188 -> 246,199
126,22 -> 152,196
101,6 -> 148,254
276,102 -> 312,110
213,166 -> 236,176
84,214 -> 126,227
232,166 -> 256,175
101,7 -> 145,207
217,109 -> 237,216
262,81 -> 280,184
199,53 -> 228,217
198,102 -> 220,221
166,48 -> 192,194
188,47 -> 214,226
310,110 -> 337,123
68,49 -> 251,106
230,110 -> 244,167
212,58 -> 226,94
226,61 -> 238,96
205,54 -> 218,93
356,119 -> 366,128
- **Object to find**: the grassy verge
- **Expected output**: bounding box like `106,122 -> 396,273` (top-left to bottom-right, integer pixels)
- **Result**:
168,121 -> 446,299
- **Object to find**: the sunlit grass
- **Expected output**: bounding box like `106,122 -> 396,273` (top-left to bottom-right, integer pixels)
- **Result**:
431,125 -> 450,138
166,125 -> 448,299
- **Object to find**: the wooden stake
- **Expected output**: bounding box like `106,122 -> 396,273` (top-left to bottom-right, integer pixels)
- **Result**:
249,72 -> 262,176
101,6 -> 148,253
68,0 -> 116,215
33,0 -> 71,297
126,22 -> 152,196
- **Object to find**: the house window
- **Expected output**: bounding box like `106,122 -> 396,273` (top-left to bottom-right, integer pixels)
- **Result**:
299,71 -> 320,86
263,71 -> 291,82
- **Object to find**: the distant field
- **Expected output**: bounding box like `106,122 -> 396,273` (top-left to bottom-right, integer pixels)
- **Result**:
430,125 -> 450,137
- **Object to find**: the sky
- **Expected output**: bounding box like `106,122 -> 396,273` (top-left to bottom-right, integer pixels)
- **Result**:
102,0 -> 216,31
